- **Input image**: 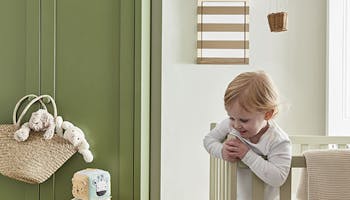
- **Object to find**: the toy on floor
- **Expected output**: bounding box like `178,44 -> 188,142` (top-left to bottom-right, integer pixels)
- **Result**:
72,168 -> 111,200
14,109 -> 56,141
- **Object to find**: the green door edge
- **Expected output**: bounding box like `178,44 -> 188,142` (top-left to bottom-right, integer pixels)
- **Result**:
119,0 -> 135,199
134,0 -> 151,199
150,0 -> 162,200
120,0 -> 151,199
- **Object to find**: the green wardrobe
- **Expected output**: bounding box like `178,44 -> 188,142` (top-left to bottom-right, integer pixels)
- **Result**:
0,0 -> 150,199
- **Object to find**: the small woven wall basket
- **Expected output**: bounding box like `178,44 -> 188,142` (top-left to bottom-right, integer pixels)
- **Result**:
268,12 -> 287,32
0,94 -> 76,184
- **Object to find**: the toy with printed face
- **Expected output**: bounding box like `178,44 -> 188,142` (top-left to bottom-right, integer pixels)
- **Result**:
72,168 -> 111,200
93,174 -> 108,196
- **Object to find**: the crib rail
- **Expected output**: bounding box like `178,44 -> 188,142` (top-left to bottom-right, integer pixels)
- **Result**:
209,133 -> 350,200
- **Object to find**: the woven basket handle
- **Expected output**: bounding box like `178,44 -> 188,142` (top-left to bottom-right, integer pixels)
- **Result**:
13,94 -> 48,125
15,95 -> 57,127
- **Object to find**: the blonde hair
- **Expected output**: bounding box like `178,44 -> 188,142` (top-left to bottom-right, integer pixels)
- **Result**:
224,71 -> 279,117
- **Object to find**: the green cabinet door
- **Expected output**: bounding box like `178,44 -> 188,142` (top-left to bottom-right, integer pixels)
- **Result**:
43,1 -> 123,199
0,0 -> 147,199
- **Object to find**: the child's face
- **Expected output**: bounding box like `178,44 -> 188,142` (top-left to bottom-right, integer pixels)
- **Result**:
227,101 -> 269,140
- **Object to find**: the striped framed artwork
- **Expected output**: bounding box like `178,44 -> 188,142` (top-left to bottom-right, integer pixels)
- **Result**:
197,0 -> 249,64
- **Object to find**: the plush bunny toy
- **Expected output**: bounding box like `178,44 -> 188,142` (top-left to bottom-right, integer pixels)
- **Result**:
61,121 -> 93,163
14,109 -> 55,142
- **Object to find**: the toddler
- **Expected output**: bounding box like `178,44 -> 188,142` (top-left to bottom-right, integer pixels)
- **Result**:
203,71 -> 291,200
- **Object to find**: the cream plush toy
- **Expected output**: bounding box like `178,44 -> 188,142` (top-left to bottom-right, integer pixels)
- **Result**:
14,109 -> 56,142
61,121 -> 93,163
55,116 -> 64,137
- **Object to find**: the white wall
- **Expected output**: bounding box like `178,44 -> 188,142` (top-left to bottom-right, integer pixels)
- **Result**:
161,0 -> 326,199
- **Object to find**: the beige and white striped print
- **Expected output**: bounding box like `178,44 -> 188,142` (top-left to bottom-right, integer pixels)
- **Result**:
197,0 -> 249,64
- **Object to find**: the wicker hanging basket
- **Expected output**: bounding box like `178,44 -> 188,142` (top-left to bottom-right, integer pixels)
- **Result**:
0,94 -> 76,184
268,12 -> 288,32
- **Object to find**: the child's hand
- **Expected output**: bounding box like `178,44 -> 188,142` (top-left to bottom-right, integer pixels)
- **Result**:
222,139 -> 239,162
231,139 -> 249,159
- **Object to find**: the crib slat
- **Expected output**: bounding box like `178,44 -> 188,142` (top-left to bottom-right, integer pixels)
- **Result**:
210,156 -> 215,200
289,136 -> 350,144
301,144 -> 309,153
252,173 -> 264,200
214,158 -> 218,200
280,169 -> 292,200
291,156 -> 306,168
227,162 -> 231,200
229,162 -> 237,200
220,159 -> 224,200
292,143 -> 301,155
222,161 -> 227,200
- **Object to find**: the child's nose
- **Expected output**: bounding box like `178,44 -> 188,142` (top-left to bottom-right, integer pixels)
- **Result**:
233,121 -> 241,129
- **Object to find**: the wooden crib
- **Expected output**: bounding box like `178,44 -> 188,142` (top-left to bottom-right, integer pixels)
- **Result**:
209,123 -> 350,200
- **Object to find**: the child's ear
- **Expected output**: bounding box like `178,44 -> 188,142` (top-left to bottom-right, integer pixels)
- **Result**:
264,110 -> 274,120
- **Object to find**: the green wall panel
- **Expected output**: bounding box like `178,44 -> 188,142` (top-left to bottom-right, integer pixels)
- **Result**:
0,1 -> 40,200
51,1 -> 121,199
0,0 -> 26,119
119,0 -> 135,199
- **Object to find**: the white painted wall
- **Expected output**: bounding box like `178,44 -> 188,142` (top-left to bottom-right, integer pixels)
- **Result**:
161,0 -> 326,199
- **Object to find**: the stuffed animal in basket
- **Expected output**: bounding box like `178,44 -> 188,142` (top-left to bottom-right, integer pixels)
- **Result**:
61,121 -> 93,163
14,109 -> 56,142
